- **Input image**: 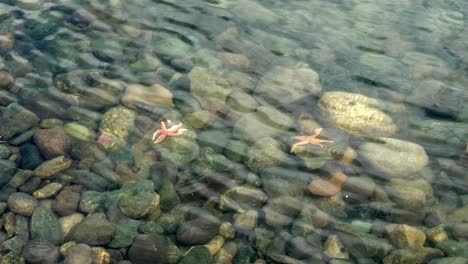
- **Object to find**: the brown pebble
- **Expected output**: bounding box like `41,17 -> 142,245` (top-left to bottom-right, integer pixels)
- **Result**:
0,33 -> 14,53
0,71 -> 14,88
308,171 -> 347,196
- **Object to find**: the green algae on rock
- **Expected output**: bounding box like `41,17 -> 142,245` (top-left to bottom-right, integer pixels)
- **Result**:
98,106 -> 136,149
319,91 -> 398,137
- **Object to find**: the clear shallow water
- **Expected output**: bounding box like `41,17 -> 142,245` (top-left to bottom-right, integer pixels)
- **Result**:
0,0 -> 468,263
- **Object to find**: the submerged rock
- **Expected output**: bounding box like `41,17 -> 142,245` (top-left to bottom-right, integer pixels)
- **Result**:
22,240 -> 59,264
7,192 -> 38,216
179,246 -> 212,264
72,214 -> 115,246
385,179 -> 432,209
33,155 -> 72,178
385,224 -> 426,249
122,84 -> 174,110
358,137 -> 428,178
255,66 -> 322,107
0,103 -> 39,140
97,106 -> 136,149
246,137 -> 291,172
63,243 -> 93,264
188,67 -> 231,112
219,186 -> 268,213
33,128 -> 72,159
30,207 -> 62,245
319,91 -> 398,137
128,234 -> 168,264
176,217 -> 220,246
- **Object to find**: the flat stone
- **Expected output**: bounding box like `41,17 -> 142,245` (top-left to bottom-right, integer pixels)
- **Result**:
7,192 -> 38,216
358,138 -> 428,178
33,156 -> 72,178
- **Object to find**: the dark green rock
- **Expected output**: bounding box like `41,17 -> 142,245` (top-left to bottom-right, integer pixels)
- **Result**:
109,219 -> 141,248
179,246 -> 212,264
138,222 -> 164,235
68,169 -> 115,191
0,103 -> 39,140
159,179 -> 180,211
197,130 -> 230,153
30,207 -> 61,245
436,240 -> 468,257
78,190 -> 107,214
429,257 -> 468,264
334,221 -> 392,258
383,248 -> 444,264
14,215 -> 29,241
0,236 -> 25,253
72,213 -> 115,246
233,242 -> 256,264
128,234 -> 168,264
176,218 -> 220,245
156,214 -> 178,234
2,250 -> 25,264
19,144 -> 44,170
0,159 -> 16,187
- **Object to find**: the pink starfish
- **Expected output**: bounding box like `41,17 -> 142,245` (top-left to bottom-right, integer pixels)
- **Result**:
291,127 -> 334,153
152,120 -> 187,144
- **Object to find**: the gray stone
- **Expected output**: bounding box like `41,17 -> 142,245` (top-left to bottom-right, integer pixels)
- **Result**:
263,196 -> 303,228
219,186 -> 268,213
72,214 -> 115,246
7,192 -> 38,216
188,67 -> 231,111
59,213 -> 85,242
255,66 -> 321,107
22,240 -> 59,264
53,190 -> 80,216
358,138 -> 428,178
64,243 -> 92,264
385,179 -> 432,209
246,137 -> 292,172
226,92 -> 258,112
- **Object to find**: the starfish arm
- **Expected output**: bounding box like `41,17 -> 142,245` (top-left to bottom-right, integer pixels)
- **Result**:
160,122 -> 167,131
167,123 -> 182,132
152,130 -> 162,141
170,129 -> 187,136
310,138 -> 334,145
154,134 -> 167,144
311,127 -> 323,138
290,141 -> 309,153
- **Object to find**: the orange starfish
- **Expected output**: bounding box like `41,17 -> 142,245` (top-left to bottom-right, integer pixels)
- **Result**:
152,120 -> 187,144
291,127 -> 333,153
